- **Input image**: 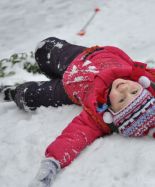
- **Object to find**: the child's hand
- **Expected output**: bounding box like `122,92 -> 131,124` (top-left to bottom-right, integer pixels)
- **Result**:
29,157 -> 60,187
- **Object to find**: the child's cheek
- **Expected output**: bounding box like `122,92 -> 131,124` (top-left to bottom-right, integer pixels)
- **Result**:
109,93 -> 117,104
130,82 -> 139,89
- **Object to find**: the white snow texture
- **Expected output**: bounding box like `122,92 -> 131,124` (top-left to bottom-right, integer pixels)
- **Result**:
1,0 -> 155,187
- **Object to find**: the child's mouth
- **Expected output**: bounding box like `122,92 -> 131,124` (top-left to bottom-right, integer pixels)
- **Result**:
116,82 -> 125,89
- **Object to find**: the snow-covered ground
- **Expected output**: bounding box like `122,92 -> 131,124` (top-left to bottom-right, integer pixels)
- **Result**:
1,0 -> 155,187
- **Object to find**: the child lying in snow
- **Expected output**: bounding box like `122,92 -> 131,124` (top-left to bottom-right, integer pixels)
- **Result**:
1,37 -> 155,187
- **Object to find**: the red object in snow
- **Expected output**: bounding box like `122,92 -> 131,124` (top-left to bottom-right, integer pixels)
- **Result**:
77,7 -> 101,36
95,7 -> 100,12
77,31 -> 86,36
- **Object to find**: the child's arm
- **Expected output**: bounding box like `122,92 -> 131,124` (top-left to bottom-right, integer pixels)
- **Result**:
45,109 -> 104,168
29,110 -> 104,187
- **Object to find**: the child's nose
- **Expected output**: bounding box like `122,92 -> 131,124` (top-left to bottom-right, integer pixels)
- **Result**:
118,84 -> 129,92
118,84 -> 133,97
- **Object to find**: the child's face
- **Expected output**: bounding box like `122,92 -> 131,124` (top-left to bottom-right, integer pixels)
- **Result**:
109,78 -> 142,112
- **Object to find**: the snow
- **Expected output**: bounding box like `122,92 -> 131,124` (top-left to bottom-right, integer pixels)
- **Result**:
87,66 -> 99,73
74,76 -> 85,82
54,42 -> 63,49
83,60 -> 92,67
47,53 -> 50,60
70,65 -> 78,75
1,0 -> 155,187
35,41 -> 46,53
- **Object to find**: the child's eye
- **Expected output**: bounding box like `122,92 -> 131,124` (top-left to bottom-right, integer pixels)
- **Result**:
119,98 -> 124,103
131,90 -> 138,94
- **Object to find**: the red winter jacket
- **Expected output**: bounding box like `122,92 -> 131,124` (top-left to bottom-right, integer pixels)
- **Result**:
45,46 -> 155,168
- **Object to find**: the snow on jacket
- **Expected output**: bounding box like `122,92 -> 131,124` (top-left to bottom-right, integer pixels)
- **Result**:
45,46 -> 155,168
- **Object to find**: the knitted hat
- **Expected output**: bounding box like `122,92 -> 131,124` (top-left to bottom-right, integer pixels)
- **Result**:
103,76 -> 155,137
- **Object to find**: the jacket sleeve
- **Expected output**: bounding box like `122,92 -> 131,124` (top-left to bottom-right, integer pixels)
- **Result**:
45,110 -> 104,168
